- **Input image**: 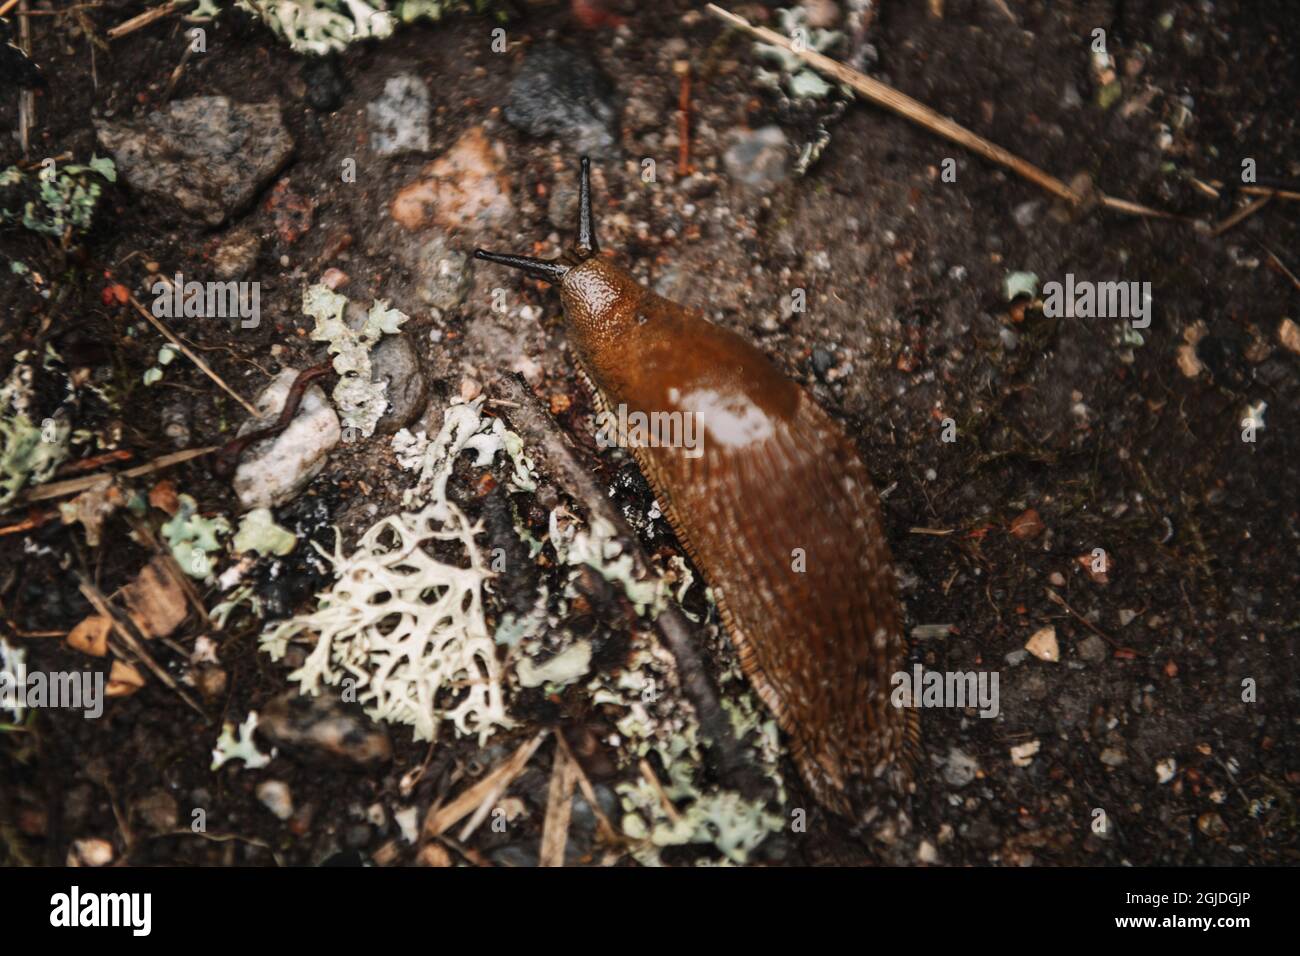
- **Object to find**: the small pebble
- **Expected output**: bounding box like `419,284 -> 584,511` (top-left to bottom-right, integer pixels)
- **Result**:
257,780 -> 294,820
1025,625 -> 1059,662
1100,747 -> 1127,767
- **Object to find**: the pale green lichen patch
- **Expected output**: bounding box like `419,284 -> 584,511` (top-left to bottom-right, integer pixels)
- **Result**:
161,494 -> 232,579
0,157 -> 115,239
233,508 -> 298,557
753,7 -> 844,100
516,639 -> 592,689
303,283 -> 408,438
564,515 -> 666,617
0,357 -> 70,507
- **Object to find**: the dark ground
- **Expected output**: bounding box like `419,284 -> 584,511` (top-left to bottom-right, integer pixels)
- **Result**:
1,0 -> 1296,866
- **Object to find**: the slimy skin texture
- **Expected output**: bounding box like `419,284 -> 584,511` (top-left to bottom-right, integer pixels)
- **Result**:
477,160 -> 915,816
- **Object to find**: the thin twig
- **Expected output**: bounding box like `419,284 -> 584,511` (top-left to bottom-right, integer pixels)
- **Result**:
554,733 -> 620,846
161,43 -> 196,103
13,446 -> 218,507
78,576 -> 206,716
106,0 -> 183,41
54,449 -> 133,476
1257,243 -> 1300,293
707,4 -> 1177,221
1044,586 -> 1139,655
1192,176 -> 1300,203
0,509 -> 59,537
421,731 -> 547,841
17,0 -> 33,160
1210,195 -> 1272,237
638,758 -> 683,824
538,744 -> 578,867
674,60 -> 692,175
710,4 -> 1076,200
126,291 -> 261,417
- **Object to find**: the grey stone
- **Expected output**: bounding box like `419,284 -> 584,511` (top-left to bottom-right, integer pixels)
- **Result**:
233,369 -> 341,510
256,780 -> 294,820
339,299 -> 428,433
1077,634 -> 1107,663
212,226 -> 262,280
370,334 -> 426,433
943,748 -> 979,788
259,690 -> 392,769
504,45 -> 620,157
547,180 -> 579,231
96,97 -> 293,226
723,126 -> 789,191
368,74 -> 431,157
393,234 -> 471,314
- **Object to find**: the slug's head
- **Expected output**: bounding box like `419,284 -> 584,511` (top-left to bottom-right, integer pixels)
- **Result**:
475,157 -> 643,351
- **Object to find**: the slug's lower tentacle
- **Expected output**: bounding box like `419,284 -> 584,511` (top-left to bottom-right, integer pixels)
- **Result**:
472,251 -> 570,284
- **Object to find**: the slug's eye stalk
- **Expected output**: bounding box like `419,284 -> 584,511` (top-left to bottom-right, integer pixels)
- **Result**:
472,251 -> 571,284
474,157 -> 599,284
576,155 -> 598,258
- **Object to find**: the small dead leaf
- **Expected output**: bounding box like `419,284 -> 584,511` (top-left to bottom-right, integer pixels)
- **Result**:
148,479 -> 180,515
59,480 -> 124,547
1279,318 -> 1300,355
67,837 -> 115,867
1176,343 -> 1203,378
417,843 -> 453,867
67,614 -> 112,657
121,556 -> 188,639
1009,508 -> 1045,540
106,660 -> 146,697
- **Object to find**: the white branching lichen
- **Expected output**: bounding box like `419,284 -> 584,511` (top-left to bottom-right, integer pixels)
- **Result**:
261,400 -> 511,745
192,1 -> 471,55
211,711 -> 276,770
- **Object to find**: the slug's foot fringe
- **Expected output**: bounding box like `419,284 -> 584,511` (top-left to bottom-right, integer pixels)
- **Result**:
900,707 -> 924,775
788,709 -> 920,821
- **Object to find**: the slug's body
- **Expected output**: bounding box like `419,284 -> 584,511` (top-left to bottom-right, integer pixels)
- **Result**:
478,160 -> 915,815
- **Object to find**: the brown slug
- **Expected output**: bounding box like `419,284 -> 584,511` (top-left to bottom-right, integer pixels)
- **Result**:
476,158 -> 917,816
